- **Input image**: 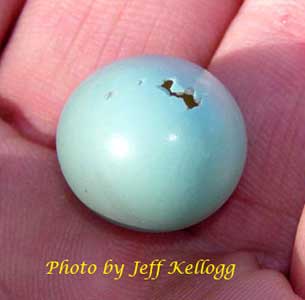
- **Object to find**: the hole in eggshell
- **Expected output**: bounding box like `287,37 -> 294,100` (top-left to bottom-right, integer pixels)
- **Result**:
160,79 -> 201,109
105,91 -> 114,100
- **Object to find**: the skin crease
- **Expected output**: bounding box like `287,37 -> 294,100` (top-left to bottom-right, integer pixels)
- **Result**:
0,0 -> 24,46
0,0 -> 305,298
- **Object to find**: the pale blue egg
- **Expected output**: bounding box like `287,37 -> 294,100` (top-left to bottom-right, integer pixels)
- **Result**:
56,55 -> 247,232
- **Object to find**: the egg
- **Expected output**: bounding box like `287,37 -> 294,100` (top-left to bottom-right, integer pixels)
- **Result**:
56,55 -> 247,232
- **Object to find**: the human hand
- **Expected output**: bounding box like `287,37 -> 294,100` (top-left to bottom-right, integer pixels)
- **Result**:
1,1 -> 305,299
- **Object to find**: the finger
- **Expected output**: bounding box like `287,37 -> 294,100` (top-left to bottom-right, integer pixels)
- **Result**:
291,205 -> 305,297
0,0 -> 24,51
158,252 -> 300,300
0,0 -> 242,147
203,0 -> 305,272
205,270 -> 301,300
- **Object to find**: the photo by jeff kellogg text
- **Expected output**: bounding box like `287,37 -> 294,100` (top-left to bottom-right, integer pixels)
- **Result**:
46,258 -> 236,281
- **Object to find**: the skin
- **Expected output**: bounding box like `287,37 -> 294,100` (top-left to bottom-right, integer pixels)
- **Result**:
0,0 -> 305,299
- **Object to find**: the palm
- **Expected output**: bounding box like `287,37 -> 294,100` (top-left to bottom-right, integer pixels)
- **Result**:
1,1 -> 305,299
